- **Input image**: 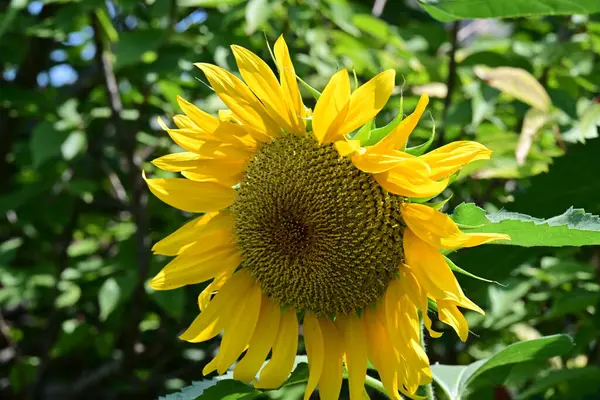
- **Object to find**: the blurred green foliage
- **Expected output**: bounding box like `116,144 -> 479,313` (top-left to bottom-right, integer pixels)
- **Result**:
1,0 -> 599,399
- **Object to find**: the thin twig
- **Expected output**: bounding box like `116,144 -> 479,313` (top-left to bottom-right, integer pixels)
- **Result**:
372,0 -> 387,17
438,21 -> 460,147
27,206 -> 80,400
91,11 -> 151,368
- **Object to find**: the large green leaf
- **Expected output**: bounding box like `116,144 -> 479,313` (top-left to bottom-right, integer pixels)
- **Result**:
418,0 -> 600,22
158,380 -> 219,400
511,138 -> 600,217
516,366 -> 600,399
451,203 -> 600,247
432,335 -> 574,400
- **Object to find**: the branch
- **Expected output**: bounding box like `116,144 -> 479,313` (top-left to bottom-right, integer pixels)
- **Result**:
27,206 -> 80,400
438,21 -> 460,147
91,11 -> 151,369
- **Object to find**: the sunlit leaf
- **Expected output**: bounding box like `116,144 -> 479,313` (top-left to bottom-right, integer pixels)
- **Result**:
452,203 -> 600,247
474,66 -> 551,112
419,0 -> 600,21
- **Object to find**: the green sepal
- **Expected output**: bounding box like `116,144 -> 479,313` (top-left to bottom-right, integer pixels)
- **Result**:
444,255 -> 503,285
427,298 -> 438,313
352,68 -> 359,91
362,108 -> 403,147
351,119 -> 374,142
405,122 -> 435,156
297,76 -> 321,100
361,91 -> 405,147
263,31 -> 278,72
304,116 -> 313,133
424,193 -> 453,210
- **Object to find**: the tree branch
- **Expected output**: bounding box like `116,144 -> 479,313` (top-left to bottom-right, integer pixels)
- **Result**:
91,11 -> 151,370
438,21 -> 460,147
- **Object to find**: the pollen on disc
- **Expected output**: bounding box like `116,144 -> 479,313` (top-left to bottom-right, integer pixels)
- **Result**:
232,134 -> 405,316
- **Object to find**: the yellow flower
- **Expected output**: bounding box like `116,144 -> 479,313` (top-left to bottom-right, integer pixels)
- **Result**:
144,36 -> 509,399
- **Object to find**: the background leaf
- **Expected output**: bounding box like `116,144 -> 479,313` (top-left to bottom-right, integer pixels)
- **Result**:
419,0 -> 600,21
452,204 -> 600,247
432,335 -> 574,399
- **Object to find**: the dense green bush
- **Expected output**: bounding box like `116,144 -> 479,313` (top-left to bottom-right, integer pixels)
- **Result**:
1,0 -> 599,399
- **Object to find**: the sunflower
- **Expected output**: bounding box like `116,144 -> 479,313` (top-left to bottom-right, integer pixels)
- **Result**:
144,36 -> 509,399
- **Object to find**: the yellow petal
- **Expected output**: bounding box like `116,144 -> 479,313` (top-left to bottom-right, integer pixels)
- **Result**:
403,229 -> 484,314
373,94 -> 429,152
195,63 -> 280,138
302,313 -> 324,400
398,265 -> 443,339
313,69 -> 351,144
181,170 -> 241,187
173,115 -> 198,130
256,308 -> 298,389
179,270 -> 254,342
337,314 -> 368,400
375,167 -> 449,198
198,268 -> 233,311
177,96 -> 265,146
143,172 -> 235,213
352,149 -> 425,174
364,308 -> 402,400
334,138 -> 362,157
232,45 -> 303,135
149,246 -> 240,290
402,203 -> 510,250
217,282 -> 262,374
338,70 -> 395,136
152,152 -> 203,172
318,318 -> 343,400
202,357 -> 219,376
152,211 -> 233,256
384,280 -> 431,393
176,96 -> 219,132
437,300 -> 470,341
274,35 -> 306,130
234,295 -> 281,383
177,156 -> 249,186
420,141 -> 492,180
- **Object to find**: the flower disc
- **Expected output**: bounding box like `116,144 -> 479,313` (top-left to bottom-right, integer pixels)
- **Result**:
232,135 -> 405,316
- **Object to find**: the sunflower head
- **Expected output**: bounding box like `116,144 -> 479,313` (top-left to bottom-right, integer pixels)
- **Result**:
144,35 -> 510,400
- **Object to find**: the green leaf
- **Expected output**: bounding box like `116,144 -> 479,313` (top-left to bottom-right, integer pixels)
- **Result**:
197,379 -> 260,399
511,138 -> 600,216
418,0 -> 600,22
149,288 -> 185,321
444,255 -> 498,284
516,366 -> 600,400
451,203 -> 600,247
432,335 -> 574,400
98,278 -> 120,321
563,103 -> 600,143
245,0 -> 271,35
61,131 -> 87,161
158,380 -> 218,400
30,122 -> 69,168
55,281 -> 82,308
114,29 -> 163,68
474,66 -> 551,112
178,0 -> 244,6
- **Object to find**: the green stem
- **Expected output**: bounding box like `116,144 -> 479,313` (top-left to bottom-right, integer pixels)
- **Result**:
342,371 -> 394,399
364,374 -> 388,397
